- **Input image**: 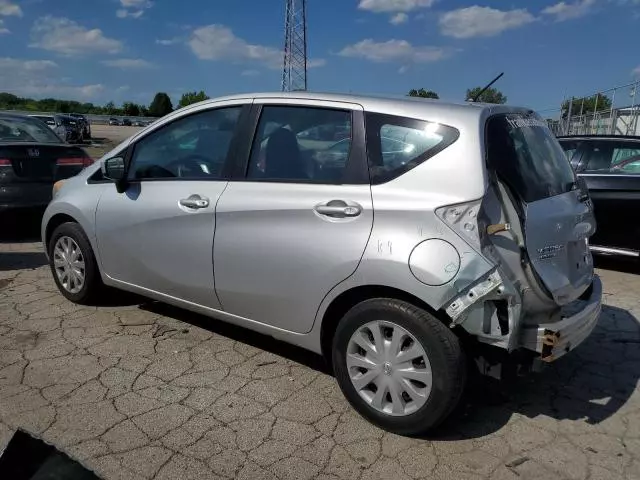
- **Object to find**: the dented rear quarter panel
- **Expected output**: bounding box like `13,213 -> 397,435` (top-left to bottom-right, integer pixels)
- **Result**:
311,104 -> 518,337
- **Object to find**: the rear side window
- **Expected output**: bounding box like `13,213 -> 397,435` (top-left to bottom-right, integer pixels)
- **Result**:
365,113 -> 459,184
487,114 -> 576,203
581,141 -> 640,173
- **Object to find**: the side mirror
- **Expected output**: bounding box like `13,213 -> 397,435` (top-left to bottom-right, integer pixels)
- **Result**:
102,157 -> 128,193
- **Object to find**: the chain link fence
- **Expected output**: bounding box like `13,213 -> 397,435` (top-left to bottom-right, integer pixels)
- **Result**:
539,81 -> 640,137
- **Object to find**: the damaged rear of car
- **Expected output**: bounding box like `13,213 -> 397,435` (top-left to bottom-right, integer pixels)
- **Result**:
441,108 -> 601,367
328,100 -> 601,435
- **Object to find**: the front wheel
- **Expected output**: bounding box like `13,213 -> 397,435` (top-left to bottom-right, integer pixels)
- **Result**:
48,222 -> 104,304
332,298 -> 466,436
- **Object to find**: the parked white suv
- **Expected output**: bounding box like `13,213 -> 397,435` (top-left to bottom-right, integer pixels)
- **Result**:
41,92 -> 602,435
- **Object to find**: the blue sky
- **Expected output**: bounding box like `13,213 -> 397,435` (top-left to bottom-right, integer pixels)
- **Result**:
0,0 -> 639,114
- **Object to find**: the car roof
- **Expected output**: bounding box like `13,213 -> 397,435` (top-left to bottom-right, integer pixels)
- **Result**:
183,91 -> 534,126
0,113 -> 41,121
557,134 -> 640,141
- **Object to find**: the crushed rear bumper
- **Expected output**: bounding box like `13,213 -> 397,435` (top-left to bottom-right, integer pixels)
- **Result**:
520,275 -> 602,362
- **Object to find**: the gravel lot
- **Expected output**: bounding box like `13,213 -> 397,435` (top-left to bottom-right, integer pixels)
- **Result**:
83,124 -> 144,159
0,126 -> 638,479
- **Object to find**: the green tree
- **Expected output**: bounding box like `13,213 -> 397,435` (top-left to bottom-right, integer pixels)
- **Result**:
148,92 -> 173,117
465,86 -> 507,104
561,94 -> 612,118
122,102 -> 141,117
178,90 -> 210,108
104,101 -> 117,115
408,88 -> 439,99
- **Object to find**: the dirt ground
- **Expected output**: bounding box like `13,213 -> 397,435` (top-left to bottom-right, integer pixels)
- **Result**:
83,125 -> 144,159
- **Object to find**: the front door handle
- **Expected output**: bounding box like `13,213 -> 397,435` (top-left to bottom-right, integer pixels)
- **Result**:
315,200 -> 362,218
180,194 -> 210,209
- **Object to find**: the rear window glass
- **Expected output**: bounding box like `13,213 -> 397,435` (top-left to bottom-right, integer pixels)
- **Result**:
0,116 -> 62,143
487,114 -> 576,203
366,113 -> 459,184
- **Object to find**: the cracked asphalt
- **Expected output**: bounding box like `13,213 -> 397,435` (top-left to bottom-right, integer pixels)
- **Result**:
0,226 -> 639,480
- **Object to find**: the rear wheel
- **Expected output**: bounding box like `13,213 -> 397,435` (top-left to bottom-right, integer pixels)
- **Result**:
332,298 -> 466,436
48,222 -> 104,304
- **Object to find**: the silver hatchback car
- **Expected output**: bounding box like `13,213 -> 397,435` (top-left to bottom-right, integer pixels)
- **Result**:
42,92 -> 602,435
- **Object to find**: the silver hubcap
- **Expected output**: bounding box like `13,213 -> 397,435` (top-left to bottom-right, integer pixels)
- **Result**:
53,236 -> 85,294
346,320 -> 433,416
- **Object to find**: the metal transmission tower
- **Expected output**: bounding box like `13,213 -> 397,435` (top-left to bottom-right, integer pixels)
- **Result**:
281,0 -> 307,92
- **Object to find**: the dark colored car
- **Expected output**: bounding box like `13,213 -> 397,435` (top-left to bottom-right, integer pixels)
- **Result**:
108,118 -> 120,126
122,118 -> 132,126
69,113 -> 91,140
0,114 -> 93,212
558,135 -> 640,259
58,115 -> 83,144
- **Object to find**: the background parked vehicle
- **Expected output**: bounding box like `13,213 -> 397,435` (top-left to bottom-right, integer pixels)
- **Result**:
42,92 -> 600,436
57,115 -> 83,143
0,113 -> 93,212
69,113 -> 91,140
559,134 -> 640,259
122,118 -> 132,126
28,114 -> 67,140
108,118 -> 121,126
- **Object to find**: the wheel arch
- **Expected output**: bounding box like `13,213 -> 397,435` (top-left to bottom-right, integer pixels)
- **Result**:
319,284 -> 452,369
44,213 -> 79,250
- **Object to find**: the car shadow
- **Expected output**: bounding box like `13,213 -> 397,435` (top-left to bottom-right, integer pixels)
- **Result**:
0,252 -> 48,272
135,300 -> 638,438
0,210 -> 43,244
431,303 -> 640,440
139,301 -> 331,374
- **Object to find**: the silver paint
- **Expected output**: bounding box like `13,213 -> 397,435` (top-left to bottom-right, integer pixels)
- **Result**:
41,92 -> 602,366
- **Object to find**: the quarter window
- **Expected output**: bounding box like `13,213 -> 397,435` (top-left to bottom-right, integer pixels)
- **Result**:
129,107 -> 242,180
246,106 -> 352,183
366,113 -> 459,184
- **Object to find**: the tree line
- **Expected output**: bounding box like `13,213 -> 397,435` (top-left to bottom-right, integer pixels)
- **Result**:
409,87 -> 614,117
1,86 -> 614,118
0,90 -> 210,118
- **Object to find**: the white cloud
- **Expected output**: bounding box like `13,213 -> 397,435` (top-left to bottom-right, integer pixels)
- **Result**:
0,57 -> 104,100
188,24 -> 325,70
542,0 -> 596,21
102,58 -> 154,69
0,57 -> 58,71
308,58 -> 327,68
0,19 -> 9,34
439,6 -> 536,39
116,0 -> 152,19
30,16 -> 123,56
156,37 -> 181,46
633,66 -> 640,76
0,0 -> 22,17
339,39 -> 452,63
241,69 -> 260,76
189,24 -> 281,68
390,12 -> 409,24
358,0 -> 435,13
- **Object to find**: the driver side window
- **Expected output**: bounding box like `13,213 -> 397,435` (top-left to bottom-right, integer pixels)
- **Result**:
129,106 -> 242,180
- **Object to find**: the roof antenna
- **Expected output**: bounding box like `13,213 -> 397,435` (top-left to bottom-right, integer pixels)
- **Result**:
468,72 -> 504,102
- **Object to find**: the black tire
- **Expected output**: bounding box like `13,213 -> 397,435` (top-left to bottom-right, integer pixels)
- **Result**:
48,222 -> 104,305
332,298 -> 466,436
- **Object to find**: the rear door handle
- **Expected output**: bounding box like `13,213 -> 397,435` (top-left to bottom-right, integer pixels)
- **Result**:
179,194 -> 210,209
315,201 -> 362,218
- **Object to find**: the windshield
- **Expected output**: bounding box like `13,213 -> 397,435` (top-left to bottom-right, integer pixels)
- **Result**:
0,116 -> 63,143
487,113 -> 576,203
